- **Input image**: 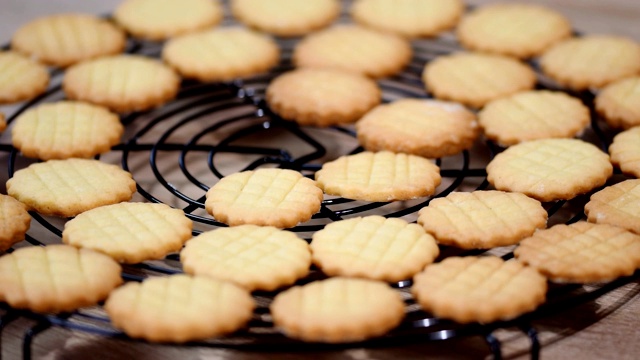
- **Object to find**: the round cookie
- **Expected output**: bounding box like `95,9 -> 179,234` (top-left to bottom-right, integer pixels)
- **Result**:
584,179 -> 640,235
0,51 -> 50,105
0,194 -> 30,252
293,25 -> 412,79
595,76 -> 640,130
478,90 -> 590,146
423,52 -> 536,108
63,55 -> 180,113
609,126 -> 640,178
540,35 -> 640,91
356,98 -> 479,158
266,68 -> 381,127
11,13 -> 126,67
163,27 -> 281,83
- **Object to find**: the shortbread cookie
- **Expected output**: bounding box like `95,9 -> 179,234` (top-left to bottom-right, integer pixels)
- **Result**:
63,202 -> 193,264
231,0 -> 340,37
293,25 -> 412,78
11,101 -> 124,160
596,76 -> 640,130
351,0 -> 463,38
205,168 -> 323,228
310,215 -> 439,282
114,0 -> 224,41
11,13 -> 126,67
105,274 -> 255,343
423,52 -> 536,108
479,90 -> 590,146
270,277 -> 405,343
356,99 -> 478,158
412,256 -> 547,323
457,3 -> 571,59
418,191 -> 547,249
0,245 -> 122,313
266,68 -> 381,127
0,195 -> 30,252
585,179 -> 640,235
514,222 -> 640,283
315,151 -> 441,202
163,27 -> 281,83
6,158 -> 136,217
540,35 -> 640,91
63,55 -> 180,113
609,126 -> 640,178
486,138 -> 613,202
181,225 -> 310,291
0,51 -> 50,104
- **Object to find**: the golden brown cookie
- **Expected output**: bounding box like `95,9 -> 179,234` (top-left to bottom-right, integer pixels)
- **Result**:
595,76 -> 640,130
0,194 -> 30,252
584,179 -> 640,235
0,113 -> 6,133
609,126 -> 640,178
0,51 -> 50,104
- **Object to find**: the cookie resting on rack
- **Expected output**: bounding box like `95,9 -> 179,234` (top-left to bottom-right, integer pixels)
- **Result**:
584,179 -> 640,235
608,126 -> 640,179
0,51 -> 50,105
0,194 -> 30,252
595,76 -> 640,130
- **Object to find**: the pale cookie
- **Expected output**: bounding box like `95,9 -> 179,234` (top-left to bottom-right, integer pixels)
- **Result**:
423,52 -> 536,108
11,13 -> 126,67
585,179 -> 640,235
293,25 -> 412,79
6,158 -> 136,217
114,0 -> 224,41
163,27 -> 281,83
356,99 -> 479,158
63,55 -> 180,113
351,0 -> 464,38
479,90 -> 590,146
104,274 -> 255,343
609,126 -> 640,178
315,151 -> 441,202
63,202 -> 193,264
514,222 -> 640,283
540,35 -> 640,91
0,194 -> 30,252
595,76 -> 640,130
231,0 -> 340,37
457,3 -> 571,59
418,190 -> 547,249
0,245 -> 122,313
181,225 -> 310,291
310,215 -> 439,282
270,277 -> 405,343
205,168 -> 323,228
0,51 -> 50,104
412,256 -> 547,323
11,101 -> 124,160
266,68 -> 381,127
486,138 -> 613,202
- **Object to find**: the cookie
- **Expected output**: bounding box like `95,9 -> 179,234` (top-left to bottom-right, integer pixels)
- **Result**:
63,202 -> 193,264
514,222 -> 640,283
315,151 -> 441,202
609,126 -> 640,178
355,99 -> 479,158
486,138 -> 613,202
0,112 -> 5,133
423,52 -> 536,108
478,90 -> 590,146
293,25 -> 412,79
457,3 -> 572,59
163,27 -> 281,83
104,274 -> 255,343
595,76 -> 640,130
351,0 -> 463,38
11,101 -> 124,160
310,215 -> 439,282
0,194 -> 30,252
6,158 -> 137,217
412,256 -> 547,323
181,225 -> 311,291
266,68 -> 381,127
540,35 -> 640,91
270,277 -> 405,343
231,0 -> 340,37
584,179 -> 640,235
418,190 -> 547,249
114,0 -> 224,41
205,168 -> 323,228
11,13 -> 126,67
0,51 -> 50,104
0,245 -> 122,313
63,55 -> 180,113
